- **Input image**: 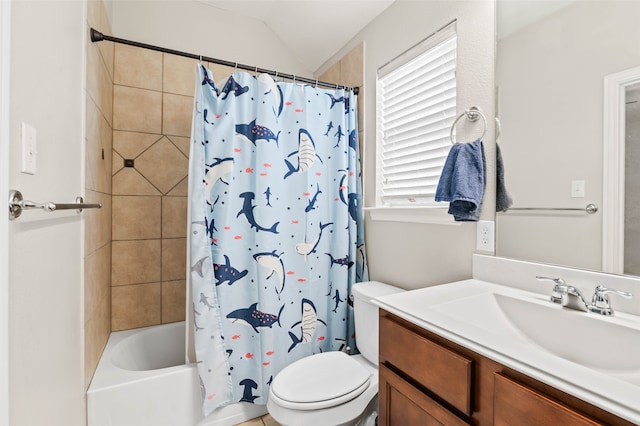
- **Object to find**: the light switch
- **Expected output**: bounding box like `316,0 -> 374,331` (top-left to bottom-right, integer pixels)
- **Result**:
571,180 -> 585,198
21,122 -> 37,175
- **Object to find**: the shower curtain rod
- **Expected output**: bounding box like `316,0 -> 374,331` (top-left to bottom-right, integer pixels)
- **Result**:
90,28 -> 359,95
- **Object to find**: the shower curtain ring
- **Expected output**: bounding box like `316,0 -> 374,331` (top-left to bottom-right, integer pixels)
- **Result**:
274,71 -> 278,81
293,75 -> 296,83
254,66 -> 258,76
198,55 -> 202,64
315,79 -> 318,88
234,62 -> 238,71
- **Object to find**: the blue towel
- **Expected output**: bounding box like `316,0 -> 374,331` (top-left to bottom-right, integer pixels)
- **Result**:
435,139 -> 485,221
496,143 -> 513,212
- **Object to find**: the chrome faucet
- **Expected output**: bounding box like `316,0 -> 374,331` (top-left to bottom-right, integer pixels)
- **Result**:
587,285 -> 633,316
536,276 -> 589,311
536,276 -> 633,316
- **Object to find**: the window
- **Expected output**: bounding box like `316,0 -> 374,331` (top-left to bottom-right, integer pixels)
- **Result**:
376,22 -> 456,207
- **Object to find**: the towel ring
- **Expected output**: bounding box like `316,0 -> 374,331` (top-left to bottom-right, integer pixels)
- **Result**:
450,106 -> 487,144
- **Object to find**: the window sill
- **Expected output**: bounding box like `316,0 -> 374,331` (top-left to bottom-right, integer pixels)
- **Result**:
365,206 -> 459,225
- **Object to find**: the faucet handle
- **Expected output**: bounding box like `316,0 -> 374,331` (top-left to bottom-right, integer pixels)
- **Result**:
592,285 -> 633,306
589,285 -> 633,315
536,276 -> 566,285
536,276 -> 567,304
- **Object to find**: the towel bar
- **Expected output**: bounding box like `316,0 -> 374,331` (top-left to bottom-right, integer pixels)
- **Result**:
500,204 -> 598,214
8,189 -> 102,220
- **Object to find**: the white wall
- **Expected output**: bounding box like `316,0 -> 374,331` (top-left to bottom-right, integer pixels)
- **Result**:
110,0 -> 313,80
496,1 -> 640,271
320,0 -> 496,289
8,1 -> 86,425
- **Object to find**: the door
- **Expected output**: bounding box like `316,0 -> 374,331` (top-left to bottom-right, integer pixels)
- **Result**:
3,1 -> 86,424
0,1 -> 10,424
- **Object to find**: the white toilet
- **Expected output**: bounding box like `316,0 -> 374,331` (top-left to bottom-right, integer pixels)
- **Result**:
267,281 -> 404,426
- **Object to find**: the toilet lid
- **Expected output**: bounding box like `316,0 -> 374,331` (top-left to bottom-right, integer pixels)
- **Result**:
270,351 -> 371,409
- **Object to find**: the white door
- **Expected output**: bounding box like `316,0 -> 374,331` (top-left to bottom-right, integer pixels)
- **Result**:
2,1 -> 86,424
0,1 -> 11,425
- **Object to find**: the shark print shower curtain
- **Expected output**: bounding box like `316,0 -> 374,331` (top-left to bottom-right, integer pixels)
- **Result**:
188,65 -> 368,416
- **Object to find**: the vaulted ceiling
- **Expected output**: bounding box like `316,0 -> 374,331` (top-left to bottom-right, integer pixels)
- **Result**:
196,0 -> 396,72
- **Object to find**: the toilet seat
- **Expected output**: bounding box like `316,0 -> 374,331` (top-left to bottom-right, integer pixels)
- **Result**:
270,351 -> 371,410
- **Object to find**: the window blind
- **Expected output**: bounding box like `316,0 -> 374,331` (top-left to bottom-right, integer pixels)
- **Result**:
377,25 -> 456,206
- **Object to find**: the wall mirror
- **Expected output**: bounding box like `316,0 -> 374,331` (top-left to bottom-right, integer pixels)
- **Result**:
495,0 -> 640,276
623,82 -> 640,275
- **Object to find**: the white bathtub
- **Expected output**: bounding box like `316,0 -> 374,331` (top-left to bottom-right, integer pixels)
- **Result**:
87,322 -> 267,426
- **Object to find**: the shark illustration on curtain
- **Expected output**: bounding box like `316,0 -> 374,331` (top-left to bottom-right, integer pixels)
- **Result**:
188,65 -> 368,416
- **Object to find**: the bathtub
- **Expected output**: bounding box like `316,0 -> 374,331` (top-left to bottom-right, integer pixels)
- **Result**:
87,322 -> 267,426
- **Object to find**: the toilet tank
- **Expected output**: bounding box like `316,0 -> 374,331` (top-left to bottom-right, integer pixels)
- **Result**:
352,281 -> 404,364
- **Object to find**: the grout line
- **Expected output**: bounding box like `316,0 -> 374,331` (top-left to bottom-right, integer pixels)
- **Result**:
160,191 -> 164,324
161,55 -> 165,136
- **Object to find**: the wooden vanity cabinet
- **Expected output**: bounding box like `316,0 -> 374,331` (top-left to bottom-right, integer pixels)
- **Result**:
379,363 -> 470,425
493,373 -> 601,426
378,310 -> 634,426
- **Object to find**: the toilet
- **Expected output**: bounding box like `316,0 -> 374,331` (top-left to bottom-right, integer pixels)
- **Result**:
267,281 -> 404,426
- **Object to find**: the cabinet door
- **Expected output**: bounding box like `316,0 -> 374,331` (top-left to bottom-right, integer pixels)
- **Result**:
379,315 -> 473,415
494,373 -> 604,426
379,364 -> 470,426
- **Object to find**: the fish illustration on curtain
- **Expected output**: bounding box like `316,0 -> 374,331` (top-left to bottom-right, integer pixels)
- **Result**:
188,65 -> 368,416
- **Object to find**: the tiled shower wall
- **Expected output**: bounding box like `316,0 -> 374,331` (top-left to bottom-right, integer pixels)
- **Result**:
84,0 -> 114,387
108,41 -> 362,332
82,17 -> 364,381
110,45 -> 235,331
317,43 -> 365,155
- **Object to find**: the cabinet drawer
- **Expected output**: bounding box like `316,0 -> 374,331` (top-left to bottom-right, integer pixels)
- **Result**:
379,315 -> 473,416
494,373 -> 604,426
379,364 -> 470,426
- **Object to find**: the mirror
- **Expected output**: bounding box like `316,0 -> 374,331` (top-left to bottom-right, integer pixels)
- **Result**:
495,0 -> 640,275
624,83 -> 640,275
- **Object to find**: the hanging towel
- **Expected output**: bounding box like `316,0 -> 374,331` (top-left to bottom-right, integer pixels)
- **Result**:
495,143 -> 513,212
435,139 -> 486,221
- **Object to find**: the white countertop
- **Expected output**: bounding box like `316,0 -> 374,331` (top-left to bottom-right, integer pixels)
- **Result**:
374,279 -> 640,424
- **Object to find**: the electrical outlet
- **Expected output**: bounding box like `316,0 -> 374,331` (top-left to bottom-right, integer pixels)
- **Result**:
476,220 -> 495,252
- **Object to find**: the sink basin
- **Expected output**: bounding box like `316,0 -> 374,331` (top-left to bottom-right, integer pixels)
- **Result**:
430,292 -> 640,372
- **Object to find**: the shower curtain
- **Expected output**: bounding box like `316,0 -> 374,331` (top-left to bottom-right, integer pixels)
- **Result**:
189,65 -> 368,415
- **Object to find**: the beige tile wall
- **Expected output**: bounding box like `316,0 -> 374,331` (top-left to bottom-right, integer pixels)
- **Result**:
82,10 -> 363,388
107,43 -> 361,333
85,0 -> 114,389
110,46 -> 234,331
317,43 -> 365,155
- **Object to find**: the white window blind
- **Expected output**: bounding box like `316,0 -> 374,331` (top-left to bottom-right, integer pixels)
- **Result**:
377,23 -> 456,206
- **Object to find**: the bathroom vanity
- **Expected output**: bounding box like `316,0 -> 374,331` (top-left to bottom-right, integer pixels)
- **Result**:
378,310 -> 632,425
374,256 -> 640,426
